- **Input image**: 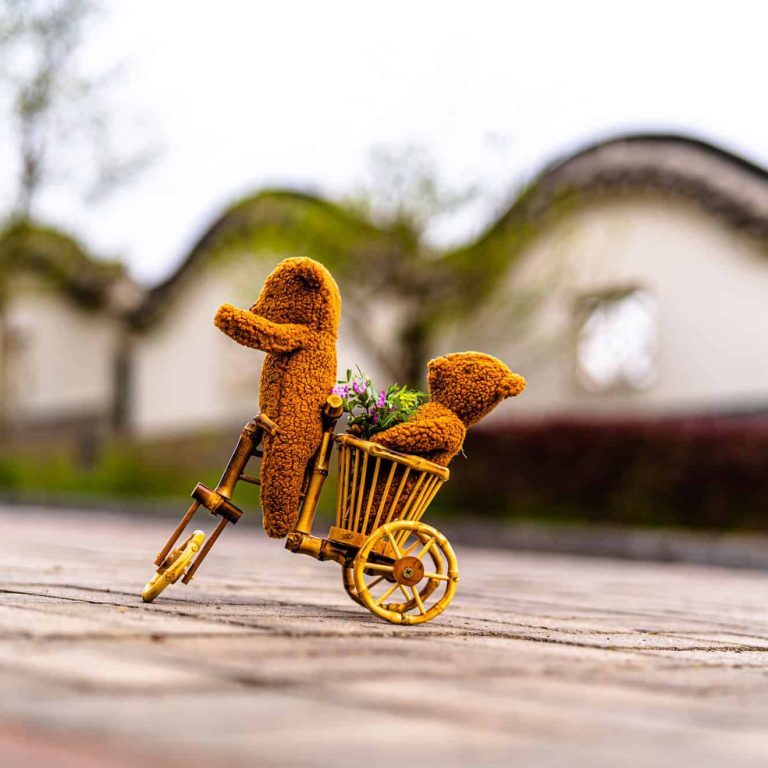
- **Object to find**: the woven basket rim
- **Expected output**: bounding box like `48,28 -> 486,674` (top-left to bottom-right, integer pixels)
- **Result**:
335,433 -> 450,482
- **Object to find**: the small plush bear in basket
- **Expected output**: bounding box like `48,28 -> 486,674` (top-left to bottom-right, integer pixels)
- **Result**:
332,355 -> 526,537
370,352 -> 526,466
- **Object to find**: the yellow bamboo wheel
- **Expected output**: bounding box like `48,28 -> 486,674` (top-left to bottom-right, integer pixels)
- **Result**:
341,565 -> 366,607
141,530 -> 205,603
353,520 -> 459,625
342,526 -> 446,610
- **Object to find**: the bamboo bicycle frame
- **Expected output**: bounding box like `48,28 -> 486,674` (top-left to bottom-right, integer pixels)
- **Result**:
152,392 -> 449,584
152,395 -> 349,582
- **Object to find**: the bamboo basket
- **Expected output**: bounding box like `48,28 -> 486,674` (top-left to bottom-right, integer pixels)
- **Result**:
328,434 -> 450,550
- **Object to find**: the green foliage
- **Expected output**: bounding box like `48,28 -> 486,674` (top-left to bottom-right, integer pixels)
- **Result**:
0,444 -> 196,501
0,437 -> 337,519
333,366 -> 426,439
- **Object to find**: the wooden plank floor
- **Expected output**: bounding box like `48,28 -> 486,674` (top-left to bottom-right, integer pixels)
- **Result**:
3,504 -> 768,767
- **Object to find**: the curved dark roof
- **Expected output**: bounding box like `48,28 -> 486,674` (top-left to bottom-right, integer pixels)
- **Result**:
0,221 -> 126,310
137,133 -> 768,328
132,189 -> 381,329
501,132 -> 768,237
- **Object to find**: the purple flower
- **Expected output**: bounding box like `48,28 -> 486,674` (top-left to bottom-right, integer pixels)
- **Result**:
331,384 -> 348,398
377,390 -> 386,408
352,380 -> 365,395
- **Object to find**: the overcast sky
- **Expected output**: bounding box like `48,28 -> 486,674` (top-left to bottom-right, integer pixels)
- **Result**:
2,1 -> 766,284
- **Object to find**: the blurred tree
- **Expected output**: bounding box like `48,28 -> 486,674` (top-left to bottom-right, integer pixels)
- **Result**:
196,145 -> 540,386
0,0 -> 154,432
0,0 -> 155,219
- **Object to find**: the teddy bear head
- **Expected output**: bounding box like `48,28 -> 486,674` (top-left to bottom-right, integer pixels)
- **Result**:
427,352 -> 526,427
250,257 -> 341,334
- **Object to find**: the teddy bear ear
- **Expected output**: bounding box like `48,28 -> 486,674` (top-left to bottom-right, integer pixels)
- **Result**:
426,356 -> 447,390
293,258 -> 323,288
497,373 -> 526,398
427,356 -> 448,377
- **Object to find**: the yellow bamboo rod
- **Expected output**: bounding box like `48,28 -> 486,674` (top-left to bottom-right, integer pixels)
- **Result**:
410,585 -> 426,615
352,451 -> 369,534
347,448 -> 360,531
395,474 -> 429,550
375,582 -> 400,606
404,475 -> 433,522
154,500 -> 199,566
414,479 -> 443,521
386,529 -> 404,558
339,444 -> 351,528
335,434 -> 450,482
399,472 -> 427,522
361,456 -> 381,534
411,476 -> 441,521
383,467 -> 411,526
335,446 -> 346,528
370,461 -> 397,534
345,445 -> 353,526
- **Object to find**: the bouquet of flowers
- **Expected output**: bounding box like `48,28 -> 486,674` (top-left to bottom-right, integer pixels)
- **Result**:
332,367 -> 426,439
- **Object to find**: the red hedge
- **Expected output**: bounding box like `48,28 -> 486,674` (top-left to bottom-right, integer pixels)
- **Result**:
443,416 -> 768,530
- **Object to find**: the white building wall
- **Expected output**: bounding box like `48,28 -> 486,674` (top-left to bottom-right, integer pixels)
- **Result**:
437,195 -> 768,417
1,278 -> 119,421
11,193 -> 768,440
134,197 -> 768,436
132,259 -> 264,436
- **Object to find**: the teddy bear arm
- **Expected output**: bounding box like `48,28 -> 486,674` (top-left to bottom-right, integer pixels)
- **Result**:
372,416 -> 464,455
214,303 -> 309,353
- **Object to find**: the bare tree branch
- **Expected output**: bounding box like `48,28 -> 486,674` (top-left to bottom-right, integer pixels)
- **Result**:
0,0 -> 156,218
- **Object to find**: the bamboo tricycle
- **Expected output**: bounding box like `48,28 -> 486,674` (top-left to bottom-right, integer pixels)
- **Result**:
142,394 -> 459,625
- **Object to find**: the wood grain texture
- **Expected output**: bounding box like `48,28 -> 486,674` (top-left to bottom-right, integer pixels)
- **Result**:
2,504 -> 768,767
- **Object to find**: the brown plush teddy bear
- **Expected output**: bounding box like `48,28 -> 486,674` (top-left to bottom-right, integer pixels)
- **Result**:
370,352 -> 526,466
214,257 -> 341,538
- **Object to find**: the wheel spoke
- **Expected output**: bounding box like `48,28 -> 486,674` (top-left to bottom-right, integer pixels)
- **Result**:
386,530 -> 403,558
402,538 -> 420,556
366,575 -> 387,590
415,536 -> 436,561
410,585 -> 426,614
375,581 -> 400,605
422,571 -> 449,582
365,563 -> 394,574
398,584 -> 411,602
